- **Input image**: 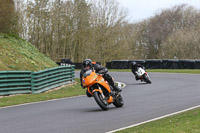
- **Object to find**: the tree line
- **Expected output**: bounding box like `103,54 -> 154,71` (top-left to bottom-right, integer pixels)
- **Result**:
0,0 -> 16,34
1,0 -> 200,65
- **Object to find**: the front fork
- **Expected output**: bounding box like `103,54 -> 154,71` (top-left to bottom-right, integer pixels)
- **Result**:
98,85 -> 106,100
92,84 -> 113,104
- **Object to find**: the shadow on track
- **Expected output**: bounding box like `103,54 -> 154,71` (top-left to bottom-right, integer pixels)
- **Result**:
83,106 -> 121,112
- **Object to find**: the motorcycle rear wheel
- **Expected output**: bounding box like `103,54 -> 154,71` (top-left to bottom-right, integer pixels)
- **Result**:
93,91 -> 109,111
113,94 -> 124,108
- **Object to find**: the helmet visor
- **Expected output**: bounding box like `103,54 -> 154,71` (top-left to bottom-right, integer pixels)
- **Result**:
83,63 -> 91,69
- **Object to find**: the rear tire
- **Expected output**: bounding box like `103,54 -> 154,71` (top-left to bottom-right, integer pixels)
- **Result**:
113,94 -> 124,108
93,91 -> 109,110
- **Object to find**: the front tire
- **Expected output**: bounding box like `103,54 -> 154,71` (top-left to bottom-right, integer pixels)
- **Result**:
93,91 -> 109,110
143,74 -> 151,84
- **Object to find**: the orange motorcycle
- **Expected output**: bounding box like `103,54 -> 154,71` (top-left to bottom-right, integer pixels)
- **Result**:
82,70 -> 124,110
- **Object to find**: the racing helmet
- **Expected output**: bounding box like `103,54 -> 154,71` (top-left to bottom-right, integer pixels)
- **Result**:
131,62 -> 137,67
83,59 -> 92,69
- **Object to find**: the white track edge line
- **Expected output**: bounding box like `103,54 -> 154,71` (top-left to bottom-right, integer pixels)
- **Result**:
0,95 -> 85,109
106,105 -> 200,133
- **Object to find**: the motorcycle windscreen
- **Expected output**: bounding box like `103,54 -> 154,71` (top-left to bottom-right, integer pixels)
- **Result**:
83,69 -> 92,78
136,67 -> 145,77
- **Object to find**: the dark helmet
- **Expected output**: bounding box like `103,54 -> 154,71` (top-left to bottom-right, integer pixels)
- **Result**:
131,62 -> 137,67
83,59 -> 92,69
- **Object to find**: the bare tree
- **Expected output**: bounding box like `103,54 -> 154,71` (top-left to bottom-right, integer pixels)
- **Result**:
0,0 -> 16,33
87,0 -> 128,64
130,4 -> 200,59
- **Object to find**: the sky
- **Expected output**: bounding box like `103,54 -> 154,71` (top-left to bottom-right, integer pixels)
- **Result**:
117,0 -> 200,22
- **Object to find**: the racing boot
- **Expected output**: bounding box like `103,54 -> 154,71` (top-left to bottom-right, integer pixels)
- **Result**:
104,74 -> 122,92
135,75 -> 139,81
113,85 -> 122,92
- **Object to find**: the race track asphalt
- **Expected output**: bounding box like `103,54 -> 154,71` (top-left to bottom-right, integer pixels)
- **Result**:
0,71 -> 200,133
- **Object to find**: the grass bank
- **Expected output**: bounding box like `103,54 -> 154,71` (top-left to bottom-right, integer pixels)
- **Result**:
0,33 -> 57,71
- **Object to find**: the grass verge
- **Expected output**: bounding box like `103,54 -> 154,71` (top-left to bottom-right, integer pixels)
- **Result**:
116,107 -> 200,133
0,79 -> 85,108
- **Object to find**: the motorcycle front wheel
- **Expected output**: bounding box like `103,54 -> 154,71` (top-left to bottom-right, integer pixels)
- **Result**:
93,91 -> 109,111
143,74 -> 151,84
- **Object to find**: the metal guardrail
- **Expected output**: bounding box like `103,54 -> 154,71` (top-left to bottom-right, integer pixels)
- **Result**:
0,66 -> 75,96
0,71 -> 32,96
106,59 -> 200,69
31,66 -> 75,93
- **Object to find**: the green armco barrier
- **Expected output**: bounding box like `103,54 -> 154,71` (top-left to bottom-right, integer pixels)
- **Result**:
0,66 -> 75,96
31,66 -> 75,93
0,71 -> 32,95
